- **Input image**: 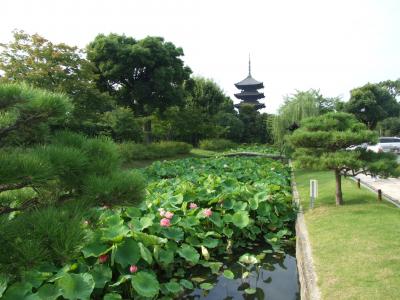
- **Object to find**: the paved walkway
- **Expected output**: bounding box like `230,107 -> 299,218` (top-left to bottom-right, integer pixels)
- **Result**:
354,174 -> 400,205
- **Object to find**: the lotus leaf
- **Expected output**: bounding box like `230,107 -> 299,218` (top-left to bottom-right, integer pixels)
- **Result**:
223,270 -> 235,279
177,244 -> 200,264
114,239 -> 140,267
131,271 -> 160,298
56,273 -> 95,300
199,282 -> 214,290
89,265 -> 112,288
232,211 -> 250,229
139,242 -> 153,265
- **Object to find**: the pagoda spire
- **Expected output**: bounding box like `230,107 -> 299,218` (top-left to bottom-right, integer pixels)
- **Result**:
248,53 -> 251,76
234,56 -> 265,110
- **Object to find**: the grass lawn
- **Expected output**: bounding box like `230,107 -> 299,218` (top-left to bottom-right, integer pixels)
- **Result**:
295,169 -> 400,300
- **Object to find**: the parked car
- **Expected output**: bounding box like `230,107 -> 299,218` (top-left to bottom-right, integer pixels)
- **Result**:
377,137 -> 400,153
346,142 -> 383,153
367,143 -> 384,153
347,137 -> 400,154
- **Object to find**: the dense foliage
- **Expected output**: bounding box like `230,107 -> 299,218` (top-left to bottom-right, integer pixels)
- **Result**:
271,89 -> 340,152
151,77 -> 247,145
87,33 -> 191,117
289,112 -> 399,205
0,156 -> 296,299
377,117 -> 400,136
0,83 -> 72,145
0,85 -> 145,279
0,30 -> 114,134
345,83 -> 400,130
199,138 -> 236,151
118,141 -> 192,163
0,30 -> 271,145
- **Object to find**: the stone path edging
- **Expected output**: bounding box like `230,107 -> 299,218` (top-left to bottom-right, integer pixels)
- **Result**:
290,161 -> 321,300
349,175 -> 400,208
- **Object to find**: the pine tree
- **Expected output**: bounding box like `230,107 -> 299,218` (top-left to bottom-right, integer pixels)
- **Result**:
0,83 -> 145,274
289,112 -> 399,205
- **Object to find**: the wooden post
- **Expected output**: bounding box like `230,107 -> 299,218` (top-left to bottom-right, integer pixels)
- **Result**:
378,189 -> 382,201
357,178 -> 361,188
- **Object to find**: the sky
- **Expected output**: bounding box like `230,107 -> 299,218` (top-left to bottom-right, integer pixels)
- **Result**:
1,0 -> 400,113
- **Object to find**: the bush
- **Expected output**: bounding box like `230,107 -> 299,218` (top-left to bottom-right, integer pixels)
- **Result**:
199,138 -> 236,151
0,131 -> 146,275
0,205 -> 87,274
99,107 -> 143,142
118,141 -> 192,162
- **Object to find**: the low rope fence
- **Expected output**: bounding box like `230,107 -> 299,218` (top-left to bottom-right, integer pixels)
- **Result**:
348,176 -> 400,208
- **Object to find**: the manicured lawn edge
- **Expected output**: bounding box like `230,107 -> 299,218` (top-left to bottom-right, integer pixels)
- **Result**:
290,161 -> 321,300
294,168 -> 400,300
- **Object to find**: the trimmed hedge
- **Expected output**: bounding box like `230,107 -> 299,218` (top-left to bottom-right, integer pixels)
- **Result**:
199,138 -> 236,151
119,141 -> 192,162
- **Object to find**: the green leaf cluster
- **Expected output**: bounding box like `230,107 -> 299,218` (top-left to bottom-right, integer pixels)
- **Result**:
1,155 -> 296,299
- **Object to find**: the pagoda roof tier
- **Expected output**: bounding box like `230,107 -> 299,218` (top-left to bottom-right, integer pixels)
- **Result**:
234,75 -> 264,89
234,101 -> 265,110
234,90 -> 265,101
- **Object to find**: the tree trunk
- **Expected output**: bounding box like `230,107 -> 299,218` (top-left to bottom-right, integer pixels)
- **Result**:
334,169 -> 344,205
143,119 -> 152,144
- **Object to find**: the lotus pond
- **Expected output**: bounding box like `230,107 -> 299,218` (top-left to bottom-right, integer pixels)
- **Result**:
0,156 -> 298,299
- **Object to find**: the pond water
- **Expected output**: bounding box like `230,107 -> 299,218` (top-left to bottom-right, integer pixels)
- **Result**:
183,249 -> 300,300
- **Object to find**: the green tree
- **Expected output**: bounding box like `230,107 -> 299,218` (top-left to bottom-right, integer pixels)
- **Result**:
378,79 -> 400,99
87,34 -> 191,115
0,83 -> 73,146
187,77 -> 234,115
289,112 -> 398,205
272,89 -> 339,150
377,117 -> 400,136
0,30 -> 114,133
152,77 -> 241,145
214,111 -> 244,142
345,83 -> 400,129
0,84 -> 145,274
100,107 -> 143,142
87,33 -> 192,142
238,104 -> 270,143
153,106 -> 218,145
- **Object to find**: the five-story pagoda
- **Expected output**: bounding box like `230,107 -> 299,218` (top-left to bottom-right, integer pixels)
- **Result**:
234,57 -> 265,110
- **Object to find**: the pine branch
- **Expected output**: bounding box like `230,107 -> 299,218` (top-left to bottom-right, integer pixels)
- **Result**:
0,112 -> 47,144
0,181 -> 31,193
0,197 -> 39,215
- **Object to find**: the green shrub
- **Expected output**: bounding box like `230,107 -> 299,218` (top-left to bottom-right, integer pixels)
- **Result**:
199,138 -> 236,151
0,205 -> 87,274
0,131 -> 146,277
0,85 -> 147,279
118,141 -> 192,162
100,107 -> 143,142
83,170 -> 145,206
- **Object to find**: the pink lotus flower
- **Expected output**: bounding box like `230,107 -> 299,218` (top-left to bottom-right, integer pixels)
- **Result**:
129,265 -> 138,273
203,208 -> 212,217
99,254 -> 108,263
165,211 -> 174,219
189,203 -> 198,209
160,218 -> 171,227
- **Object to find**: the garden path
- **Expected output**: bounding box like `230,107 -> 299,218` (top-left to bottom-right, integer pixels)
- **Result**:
354,174 -> 400,206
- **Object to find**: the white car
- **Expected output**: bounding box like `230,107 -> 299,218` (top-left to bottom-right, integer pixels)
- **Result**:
346,142 -> 383,153
377,137 -> 400,153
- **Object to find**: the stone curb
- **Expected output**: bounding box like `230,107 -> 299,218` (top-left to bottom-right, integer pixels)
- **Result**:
290,161 -> 321,300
